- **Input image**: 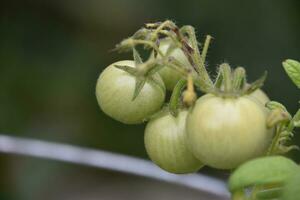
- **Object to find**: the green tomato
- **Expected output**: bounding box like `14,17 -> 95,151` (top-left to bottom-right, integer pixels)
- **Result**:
250,89 -> 270,106
186,94 -> 273,169
144,110 -> 203,174
158,39 -> 191,90
96,60 -> 166,124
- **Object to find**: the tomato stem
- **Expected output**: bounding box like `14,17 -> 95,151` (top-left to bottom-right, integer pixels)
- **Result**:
179,26 -> 214,89
201,35 -> 212,63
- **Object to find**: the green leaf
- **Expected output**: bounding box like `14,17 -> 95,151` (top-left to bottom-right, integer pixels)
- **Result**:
283,59 -> 300,89
132,77 -> 146,101
281,168 -> 300,200
228,156 -> 299,193
133,48 -> 143,65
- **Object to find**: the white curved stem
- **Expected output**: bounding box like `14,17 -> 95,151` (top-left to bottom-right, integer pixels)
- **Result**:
0,134 -> 230,198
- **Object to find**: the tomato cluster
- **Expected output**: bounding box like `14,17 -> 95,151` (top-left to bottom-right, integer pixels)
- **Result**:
96,21 -> 274,173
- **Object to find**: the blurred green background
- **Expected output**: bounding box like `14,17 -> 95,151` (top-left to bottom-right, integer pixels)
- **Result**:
0,0 -> 299,199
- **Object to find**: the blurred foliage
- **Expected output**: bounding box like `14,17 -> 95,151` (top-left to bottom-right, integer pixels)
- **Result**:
0,0 -> 299,199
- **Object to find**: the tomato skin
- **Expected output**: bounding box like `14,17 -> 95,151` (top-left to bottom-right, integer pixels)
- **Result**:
250,89 -> 270,106
144,111 -> 203,174
96,60 -> 166,124
186,94 -> 273,169
158,39 -> 191,90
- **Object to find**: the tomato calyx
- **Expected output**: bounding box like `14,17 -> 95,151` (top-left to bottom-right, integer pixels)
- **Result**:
114,48 -> 165,100
210,63 -> 268,98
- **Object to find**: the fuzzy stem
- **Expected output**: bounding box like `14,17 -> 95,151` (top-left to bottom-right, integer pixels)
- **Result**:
169,79 -> 187,116
150,20 -> 176,41
201,35 -> 212,63
118,39 -> 164,57
179,26 -> 213,89
214,69 -> 223,89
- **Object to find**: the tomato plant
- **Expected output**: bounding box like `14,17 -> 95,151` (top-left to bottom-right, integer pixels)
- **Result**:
96,20 -> 299,199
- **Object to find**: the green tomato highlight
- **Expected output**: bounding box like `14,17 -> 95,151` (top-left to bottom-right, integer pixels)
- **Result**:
186,94 -> 273,169
158,39 -> 191,91
144,110 -> 203,174
96,60 -> 166,124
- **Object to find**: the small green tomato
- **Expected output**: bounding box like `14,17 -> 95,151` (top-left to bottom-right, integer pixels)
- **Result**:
144,110 -> 203,174
186,94 -> 273,169
96,60 -> 166,124
158,39 -> 191,90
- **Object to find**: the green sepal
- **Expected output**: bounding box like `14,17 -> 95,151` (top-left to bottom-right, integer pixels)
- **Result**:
114,38 -> 134,52
266,101 -> 289,113
169,79 -> 187,117
232,67 -> 246,91
148,76 -> 166,96
228,156 -> 299,193
133,48 -> 143,65
275,145 -> 299,154
282,59 -> 300,89
245,71 -> 268,94
132,28 -> 150,40
214,68 -> 223,89
145,63 -> 164,77
132,77 -> 146,101
266,108 -> 291,128
114,64 -> 138,76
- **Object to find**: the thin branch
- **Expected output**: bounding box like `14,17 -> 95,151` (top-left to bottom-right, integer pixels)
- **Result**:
0,134 -> 230,198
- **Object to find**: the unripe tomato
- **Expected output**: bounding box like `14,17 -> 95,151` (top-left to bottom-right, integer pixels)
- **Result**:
186,94 -> 273,169
144,110 -> 203,174
96,60 -> 166,124
158,39 -> 191,90
250,89 -> 270,106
